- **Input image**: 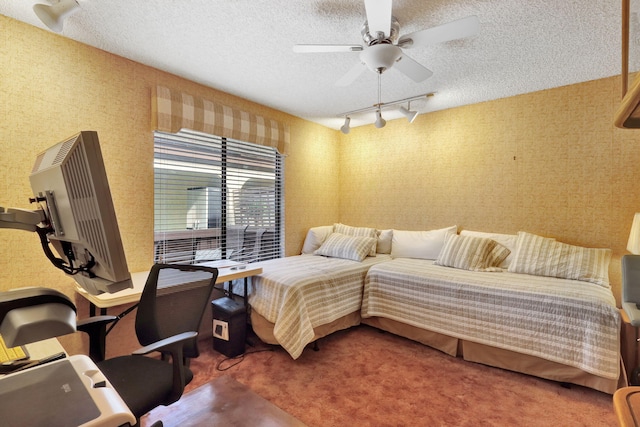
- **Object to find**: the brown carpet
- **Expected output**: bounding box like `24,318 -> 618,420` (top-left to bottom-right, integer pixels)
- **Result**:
144,324 -> 617,427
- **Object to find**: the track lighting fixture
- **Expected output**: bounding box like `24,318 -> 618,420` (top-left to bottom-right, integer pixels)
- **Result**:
399,105 -> 418,123
340,117 -> 351,134
33,0 -> 80,33
338,93 -> 433,131
374,110 -> 386,128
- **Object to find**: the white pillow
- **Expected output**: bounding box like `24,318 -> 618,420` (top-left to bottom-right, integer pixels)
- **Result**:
314,233 -> 377,262
376,229 -> 393,254
460,230 -> 518,268
301,225 -> 334,254
391,226 -> 457,260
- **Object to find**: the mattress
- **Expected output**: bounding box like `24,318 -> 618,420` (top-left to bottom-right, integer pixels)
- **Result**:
362,258 -> 620,380
249,254 -> 392,359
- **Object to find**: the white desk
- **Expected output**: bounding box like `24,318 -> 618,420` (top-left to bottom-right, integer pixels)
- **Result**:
75,260 -> 262,315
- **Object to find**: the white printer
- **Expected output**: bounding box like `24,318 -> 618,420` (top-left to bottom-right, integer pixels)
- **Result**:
0,354 -> 135,427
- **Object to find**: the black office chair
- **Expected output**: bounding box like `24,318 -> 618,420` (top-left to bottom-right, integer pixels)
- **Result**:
78,263 -> 218,426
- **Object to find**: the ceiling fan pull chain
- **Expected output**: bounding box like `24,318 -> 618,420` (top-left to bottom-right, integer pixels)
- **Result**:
377,71 -> 382,107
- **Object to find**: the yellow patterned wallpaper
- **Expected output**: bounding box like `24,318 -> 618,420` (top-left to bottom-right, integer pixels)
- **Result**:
2,13 -> 640,355
0,16 -> 338,299
339,78 -> 640,303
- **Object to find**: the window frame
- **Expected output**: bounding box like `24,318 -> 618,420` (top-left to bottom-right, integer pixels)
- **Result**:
153,130 -> 284,265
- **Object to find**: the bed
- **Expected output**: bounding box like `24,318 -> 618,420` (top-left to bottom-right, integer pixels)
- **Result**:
361,257 -> 623,394
248,253 -> 392,359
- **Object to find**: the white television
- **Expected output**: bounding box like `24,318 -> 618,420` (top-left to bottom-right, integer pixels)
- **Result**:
29,131 -> 132,295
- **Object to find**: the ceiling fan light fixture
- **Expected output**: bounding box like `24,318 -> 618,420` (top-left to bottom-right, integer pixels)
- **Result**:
33,0 -> 80,33
375,110 -> 386,128
399,106 -> 418,123
359,44 -> 402,73
341,117 -> 351,134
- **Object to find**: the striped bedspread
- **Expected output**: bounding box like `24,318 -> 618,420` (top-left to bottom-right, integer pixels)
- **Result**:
249,254 -> 392,359
362,258 -> 620,380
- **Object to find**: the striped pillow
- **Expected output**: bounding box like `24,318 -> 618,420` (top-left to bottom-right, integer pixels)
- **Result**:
508,231 -> 612,287
486,241 -> 512,268
334,223 -> 377,256
314,233 -> 377,262
460,230 -> 518,268
436,234 -> 507,271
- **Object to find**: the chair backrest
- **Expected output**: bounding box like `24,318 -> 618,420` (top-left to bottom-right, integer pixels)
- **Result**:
239,227 -> 267,263
135,264 -> 218,359
226,225 -> 248,259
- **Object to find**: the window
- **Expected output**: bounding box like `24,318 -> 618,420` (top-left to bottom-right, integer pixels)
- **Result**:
153,130 -> 283,265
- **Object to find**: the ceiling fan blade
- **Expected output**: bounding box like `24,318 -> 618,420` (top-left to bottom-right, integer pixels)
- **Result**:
336,62 -> 367,86
398,15 -> 480,48
293,44 -> 363,53
364,0 -> 392,37
394,54 -> 433,83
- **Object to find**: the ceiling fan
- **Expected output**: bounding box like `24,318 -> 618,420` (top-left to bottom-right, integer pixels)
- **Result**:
293,0 -> 480,86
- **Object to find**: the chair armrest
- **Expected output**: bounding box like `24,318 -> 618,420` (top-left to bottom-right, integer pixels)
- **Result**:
132,331 -> 198,356
76,315 -> 118,329
132,331 -> 198,404
76,315 -> 118,362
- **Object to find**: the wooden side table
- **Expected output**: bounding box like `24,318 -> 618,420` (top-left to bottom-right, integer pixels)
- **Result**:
615,386 -> 640,426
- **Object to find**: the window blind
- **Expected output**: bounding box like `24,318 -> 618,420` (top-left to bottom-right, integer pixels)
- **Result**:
154,130 -> 283,265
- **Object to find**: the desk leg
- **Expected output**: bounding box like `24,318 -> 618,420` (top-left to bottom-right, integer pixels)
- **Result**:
222,279 -> 249,305
242,277 -> 257,347
244,277 -> 249,309
88,303 -> 107,317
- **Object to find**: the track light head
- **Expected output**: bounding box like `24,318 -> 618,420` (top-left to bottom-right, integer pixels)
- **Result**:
340,117 -> 351,134
337,93 -> 433,130
399,106 -> 419,123
375,110 -> 386,128
33,0 -> 80,33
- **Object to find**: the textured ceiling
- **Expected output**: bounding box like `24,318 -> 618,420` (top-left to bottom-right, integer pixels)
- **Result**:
0,0 -> 624,130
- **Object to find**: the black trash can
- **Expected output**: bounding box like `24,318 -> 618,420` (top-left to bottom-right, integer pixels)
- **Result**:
211,297 -> 246,357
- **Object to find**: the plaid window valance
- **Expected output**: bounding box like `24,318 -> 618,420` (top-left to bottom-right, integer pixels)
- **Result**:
153,85 -> 290,155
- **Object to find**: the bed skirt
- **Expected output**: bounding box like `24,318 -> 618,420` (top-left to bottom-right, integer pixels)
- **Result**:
362,316 -> 625,395
248,310 -> 624,394
250,310 -> 361,347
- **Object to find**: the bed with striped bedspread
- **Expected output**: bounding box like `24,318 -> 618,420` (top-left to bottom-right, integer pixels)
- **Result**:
249,254 -> 392,359
362,258 -> 620,380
